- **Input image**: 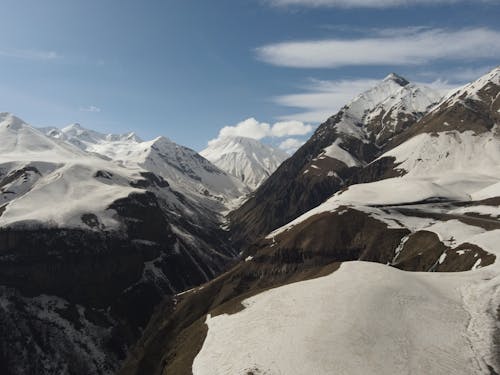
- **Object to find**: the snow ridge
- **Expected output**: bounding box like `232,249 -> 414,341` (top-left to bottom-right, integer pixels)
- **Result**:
335,74 -> 442,143
42,122 -> 249,211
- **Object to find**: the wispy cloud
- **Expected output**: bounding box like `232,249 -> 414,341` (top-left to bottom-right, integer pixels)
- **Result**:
415,65 -> 496,83
266,0 -> 493,8
274,76 -> 459,123
0,49 -> 60,61
256,28 -> 500,69
79,105 -> 101,113
275,78 -> 378,122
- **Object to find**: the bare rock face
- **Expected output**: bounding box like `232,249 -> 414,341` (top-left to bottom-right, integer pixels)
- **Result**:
0,189 -> 236,375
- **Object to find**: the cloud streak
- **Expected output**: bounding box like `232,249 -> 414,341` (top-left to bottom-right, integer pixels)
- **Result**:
0,49 -> 60,61
266,0 -> 492,8
80,105 -> 102,113
275,78 -> 378,122
256,28 -> 500,69
275,76 -> 459,123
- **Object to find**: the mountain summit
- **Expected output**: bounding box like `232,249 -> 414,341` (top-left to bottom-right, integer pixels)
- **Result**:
200,136 -> 289,190
229,74 -> 442,245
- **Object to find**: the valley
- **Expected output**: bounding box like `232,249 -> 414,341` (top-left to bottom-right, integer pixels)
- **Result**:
1,66 -> 499,375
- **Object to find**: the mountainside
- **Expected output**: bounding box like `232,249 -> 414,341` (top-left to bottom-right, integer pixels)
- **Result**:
0,114 -> 247,375
3,67 -> 500,375
229,74 -> 442,246
200,136 -> 289,190
360,66 -> 500,182
119,67 -> 500,375
193,262 -> 486,375
43,123 -> 249,212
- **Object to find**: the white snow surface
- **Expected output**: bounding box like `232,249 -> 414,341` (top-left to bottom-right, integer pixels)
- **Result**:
0,113 -> 141,229
380,130 -> 500,179
321,138 -> 361,167
193,261 -> 483,375
42,120 -> 249,210
330,74 -> 441,143
200,136 -> 288,190
435,66 -> 500,111
269,130 -> 500,238
313,73 -> 441,169
0,113 -> 248,229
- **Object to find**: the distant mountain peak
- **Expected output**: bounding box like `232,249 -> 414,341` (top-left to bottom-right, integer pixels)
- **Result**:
201,136 -> 288,190
383,73 -> 409,87
62,122 -> 84,131
151,135 -> 174,146
0,112 -> 28,131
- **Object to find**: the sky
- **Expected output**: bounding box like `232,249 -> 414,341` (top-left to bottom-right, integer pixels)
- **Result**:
0,0 -> 499,152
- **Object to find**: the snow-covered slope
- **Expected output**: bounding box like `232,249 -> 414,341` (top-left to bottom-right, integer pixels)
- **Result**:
43,124 -> 249,211
193,261 -> 487,375
0,113 -> 140,229
200,136 -> 289,190
319,73 -> 442,146
393,66 -> 500,142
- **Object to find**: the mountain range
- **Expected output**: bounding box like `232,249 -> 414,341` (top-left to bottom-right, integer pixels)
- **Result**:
1,66 -> 500,375
120,67 -> 500,375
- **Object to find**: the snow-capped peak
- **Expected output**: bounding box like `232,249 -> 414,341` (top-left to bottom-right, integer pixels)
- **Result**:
201,136 -> 289,190
383,72 -> 410,86
329,75 -> 442,145
58,123 -> 143,146
150,135 -> 175,148
344,73 -> 440,120
0,115 -> 87,161
438,66 -> 500,109
0,112 -> 29,131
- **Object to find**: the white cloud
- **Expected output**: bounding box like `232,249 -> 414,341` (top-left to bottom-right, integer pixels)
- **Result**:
217,118 -> 271,140
266,0 -> 491,8
279,138 -> 305,153
207,118 -> 314,147
80,105 -> 102,113
0,49 -> 60,61
270,120 -> 313,137
256,28 -> 500,68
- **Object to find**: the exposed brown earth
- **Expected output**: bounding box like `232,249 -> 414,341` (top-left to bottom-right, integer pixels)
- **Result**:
120,199 -> 498,375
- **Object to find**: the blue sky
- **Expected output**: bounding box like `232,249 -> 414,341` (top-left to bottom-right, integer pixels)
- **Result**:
1,0 -> 499,152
